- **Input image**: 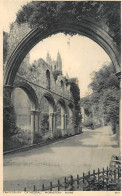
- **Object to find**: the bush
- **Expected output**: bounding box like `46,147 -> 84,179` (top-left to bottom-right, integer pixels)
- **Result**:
53,129 -> 62,139
3,90 -> 17,140
3,128 -> 33,151
40,114 -> 49,134
33,132 -> 42,144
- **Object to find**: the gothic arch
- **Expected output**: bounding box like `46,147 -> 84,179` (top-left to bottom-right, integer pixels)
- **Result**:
40,92 -> 56,110
4,21 -> 120,87
13,82 -> 39,110
57,98 -> 68,113
68,102 -> 74,111
60,80 -> 64,90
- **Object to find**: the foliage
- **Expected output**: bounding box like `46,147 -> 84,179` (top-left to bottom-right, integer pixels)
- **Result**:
70,82 -> 82,131
40,113 -> 49,134
89,65 -> 119,93
82,63 -> 120,133
3,90 -> 18,141
4,128 -> 32,151
16,1 -> 120,49
3,31 -> 8,63
33,132 -> 42,144
53,70 -> 62,81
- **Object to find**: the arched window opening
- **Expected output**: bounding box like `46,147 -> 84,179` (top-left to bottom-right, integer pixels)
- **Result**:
61,80 -> 64,90
40,94 -> 55,138
12,88 -> 32,131
46,70 -> 51,90
56,99 -> 67,136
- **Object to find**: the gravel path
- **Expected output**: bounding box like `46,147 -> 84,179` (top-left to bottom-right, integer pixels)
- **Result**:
3,126 -> 120,191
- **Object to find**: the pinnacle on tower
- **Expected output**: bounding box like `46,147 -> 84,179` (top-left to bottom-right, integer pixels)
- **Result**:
46,51 -> 52,65
56,50 -> 62,72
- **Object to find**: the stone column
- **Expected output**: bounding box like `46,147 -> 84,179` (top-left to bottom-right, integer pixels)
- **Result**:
49,113 -> 54,138
61,114 -> 65,136
64,114 -> 68,135
115,71 -> 121,147
35,111 -> 39,133
30,110 -> 39,143
65,114 -> 68,130
4,85 -> 13,101
30,111 -> 35,143
53,112 -> 56,132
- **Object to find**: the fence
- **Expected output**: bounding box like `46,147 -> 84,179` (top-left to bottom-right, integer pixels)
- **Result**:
24,164 -> 121,191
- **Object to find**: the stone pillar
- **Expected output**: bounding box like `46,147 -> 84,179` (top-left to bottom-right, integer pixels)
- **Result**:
63,114 -> 67,135
53,112 -> 56,132
35,111 -> 39,133
61,114 -> 65,136
49,113 -> 54,138
115,71 -> 121,147
30,111 -> 35,143
4,85 -> 13,101
65,114 -> 68,130
30,110 -> 39,143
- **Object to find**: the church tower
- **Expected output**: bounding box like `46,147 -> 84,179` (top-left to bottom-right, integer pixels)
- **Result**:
56,51 -> 62,72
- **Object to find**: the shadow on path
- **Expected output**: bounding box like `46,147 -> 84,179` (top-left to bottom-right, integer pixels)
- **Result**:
4,126 -> 118,160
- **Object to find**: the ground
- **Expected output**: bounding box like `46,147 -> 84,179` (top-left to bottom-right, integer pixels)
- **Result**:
3,126 -> 120,191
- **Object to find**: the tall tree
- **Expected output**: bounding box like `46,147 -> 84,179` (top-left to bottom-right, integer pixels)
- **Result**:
87,63 -> 120,133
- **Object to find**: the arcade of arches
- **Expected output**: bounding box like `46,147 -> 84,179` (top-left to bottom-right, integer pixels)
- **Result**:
10,52 -> 76,144
4,2 -> 121,146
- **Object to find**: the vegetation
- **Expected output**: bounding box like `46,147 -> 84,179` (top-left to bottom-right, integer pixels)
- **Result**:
81,63 -> 120,133
4,128 -> 33,151
16,1 -> 120,50
3,31 -> 8,63
3,90 -> 17,141
3,89 -> 33,150
70,82 -> 82,132
40,113 -> 49,134
53,70 -> 62,81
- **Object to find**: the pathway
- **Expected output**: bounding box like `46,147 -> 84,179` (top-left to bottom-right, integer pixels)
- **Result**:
3,126 -> 120,191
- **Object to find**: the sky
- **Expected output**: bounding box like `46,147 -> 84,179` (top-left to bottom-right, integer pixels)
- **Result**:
3,0 -> 111,97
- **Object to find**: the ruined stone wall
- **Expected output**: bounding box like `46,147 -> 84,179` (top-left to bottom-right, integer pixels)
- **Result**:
5,22 -> 31,75
16,58 -> 73,101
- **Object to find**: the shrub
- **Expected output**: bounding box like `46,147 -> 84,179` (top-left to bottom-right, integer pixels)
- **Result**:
3,89 -> 17,140
3,128 -> 33,151
33,132 -> 42,144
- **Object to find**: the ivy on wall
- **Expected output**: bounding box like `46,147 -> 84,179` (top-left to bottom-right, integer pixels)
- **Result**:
53,70 -> 62,81
3,89 -> 17,140
70,82 -> 82,131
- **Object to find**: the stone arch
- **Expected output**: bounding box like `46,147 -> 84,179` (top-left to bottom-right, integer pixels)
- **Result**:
40,92 -> 56,111
40,92 -> 56,138
57,98 -> 68,113
13,82 -> 39,110
4,21 -> 120,87
68,102 -> 74,112
60,80 -> 64,90
12,82 -> 39,143
56,98 -> 68,136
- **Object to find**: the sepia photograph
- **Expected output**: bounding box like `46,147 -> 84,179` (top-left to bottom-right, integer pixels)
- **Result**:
2,0 -> 121,193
